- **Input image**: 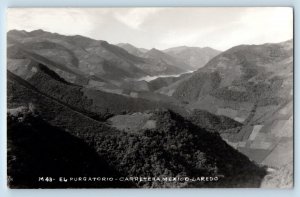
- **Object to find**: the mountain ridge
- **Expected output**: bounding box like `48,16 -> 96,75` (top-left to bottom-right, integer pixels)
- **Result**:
7,29 -> 188,84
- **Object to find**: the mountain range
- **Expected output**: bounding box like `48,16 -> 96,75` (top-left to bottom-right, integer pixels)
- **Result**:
8,29 -> 193,84
117,42 -> 221,70
7,29 -> 293,188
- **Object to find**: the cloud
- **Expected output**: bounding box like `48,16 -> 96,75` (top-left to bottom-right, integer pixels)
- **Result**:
7,8 -> 293,51
210,7 -> 293,50
159,31 -> 202,48
158,7 -> 293,50
239,7 -> 293,43
114,8 -> 162,29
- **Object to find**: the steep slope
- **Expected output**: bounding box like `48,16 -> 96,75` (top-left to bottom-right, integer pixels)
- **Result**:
167,40 -> 293,181
164,46 -> 221,69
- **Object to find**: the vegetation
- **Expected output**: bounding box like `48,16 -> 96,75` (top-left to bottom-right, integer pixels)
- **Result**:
7,110 -> 132,188
188,109 -> 243,133
173,71 -> 221,102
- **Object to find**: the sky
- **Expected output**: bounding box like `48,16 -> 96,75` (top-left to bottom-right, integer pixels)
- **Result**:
7,7 -> 293,51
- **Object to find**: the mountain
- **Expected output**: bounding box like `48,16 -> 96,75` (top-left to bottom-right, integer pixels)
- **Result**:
117,43 -> 194,72
165,40 -> 293,181
117,43 -> 145,57
164,46 -> 221,69
7,29 -> 186,86
142,48 -> 194,71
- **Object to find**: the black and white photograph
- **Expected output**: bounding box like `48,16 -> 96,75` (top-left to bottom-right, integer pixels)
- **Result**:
6,7 -> 293,188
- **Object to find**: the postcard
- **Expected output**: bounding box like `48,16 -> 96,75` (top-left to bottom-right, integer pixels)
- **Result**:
6,7 -> 293,188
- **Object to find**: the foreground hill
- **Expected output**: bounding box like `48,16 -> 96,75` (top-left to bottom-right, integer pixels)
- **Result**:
164,40 -> 293,185
164,46 -> 221,69
7,110 -> 131,188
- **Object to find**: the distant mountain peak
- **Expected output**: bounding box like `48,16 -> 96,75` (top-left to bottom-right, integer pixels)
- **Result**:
27,29 -> 53,37
164,46 -> 221,69
117,42 -> 147,58
147,48 -> 163,54
30,29 -> 46,33
8,29 -> 28,34
117,43 -> 136,47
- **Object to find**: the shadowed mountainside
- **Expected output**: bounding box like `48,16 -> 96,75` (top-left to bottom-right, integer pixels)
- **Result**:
7,111 -> 133,188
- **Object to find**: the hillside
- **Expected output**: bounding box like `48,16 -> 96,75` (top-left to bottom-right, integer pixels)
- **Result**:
166,40 -> 293,182
164,46 -> 221,69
